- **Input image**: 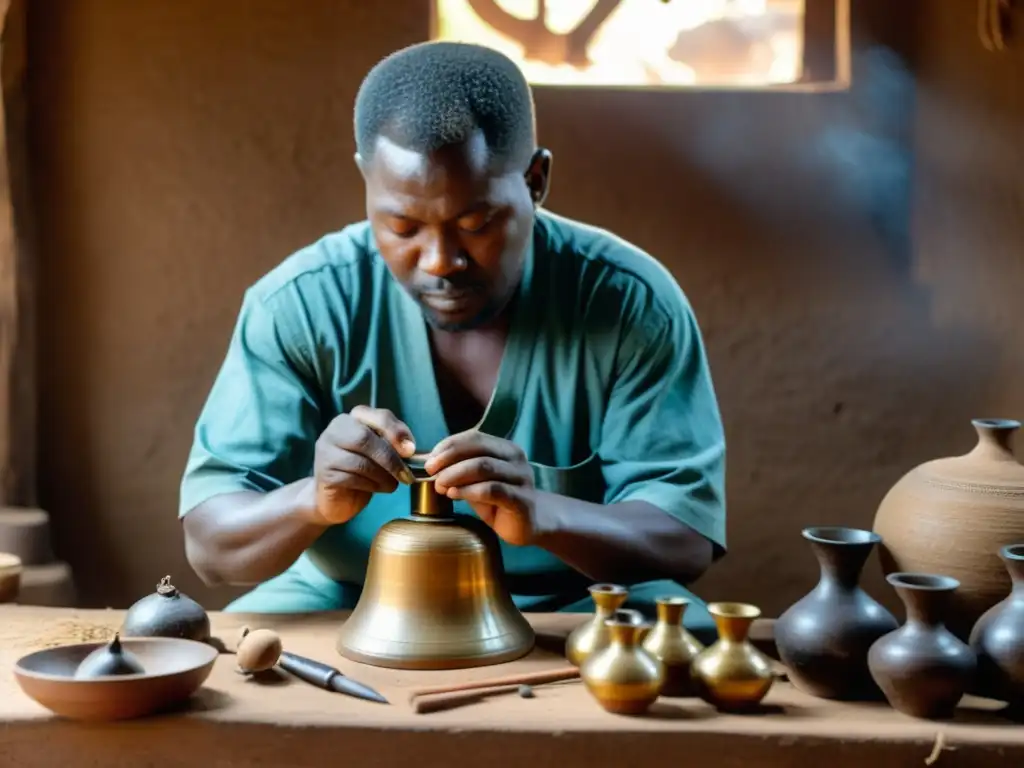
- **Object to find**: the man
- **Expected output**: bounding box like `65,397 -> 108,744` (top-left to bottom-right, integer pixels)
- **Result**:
180,41 -> 726,636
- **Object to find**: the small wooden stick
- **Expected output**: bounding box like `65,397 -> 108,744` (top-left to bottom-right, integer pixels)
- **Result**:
407,666 -> 580,702
413,684 -> 521,714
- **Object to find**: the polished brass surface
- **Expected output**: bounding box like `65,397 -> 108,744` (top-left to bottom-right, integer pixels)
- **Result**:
691,602 -> 774,711
641,596 -> 704,697
336,474 -> 535,670
412,477 -> 450,518
580,609 -> 664,715
565,583 -> 630,666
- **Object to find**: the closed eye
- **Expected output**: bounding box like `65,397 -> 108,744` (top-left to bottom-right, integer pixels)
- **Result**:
458,209 -> 498,234
385,217 -> 419,238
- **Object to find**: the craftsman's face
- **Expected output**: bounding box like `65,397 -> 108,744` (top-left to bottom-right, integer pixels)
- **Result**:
358,131 -> 551,332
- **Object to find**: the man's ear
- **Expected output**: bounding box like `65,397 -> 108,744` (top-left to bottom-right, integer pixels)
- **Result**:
525,148 -> 553,207
355,152 -> 367,181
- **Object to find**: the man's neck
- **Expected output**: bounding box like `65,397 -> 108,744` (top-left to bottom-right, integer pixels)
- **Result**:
429,309 -> 510,344
428,314 -> 510,434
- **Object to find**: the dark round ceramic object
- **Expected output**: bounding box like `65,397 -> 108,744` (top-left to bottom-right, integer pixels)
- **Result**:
775,527 -> 899,700
13,637 -> 218,721
74,634 -> 145,679
121,576 -> 211,642
969,544 -> 1024,705
868,573 -> 977,720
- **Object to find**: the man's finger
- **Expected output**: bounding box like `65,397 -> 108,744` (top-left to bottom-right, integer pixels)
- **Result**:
317,471 -> 380,495
432,457 -> 527,494
327,448 -> 400,493
426,430 -> 522,474
474,504 -> 497,527
447,481 -> 525,513
341,412 -> 414,484
351,406 -> 417,457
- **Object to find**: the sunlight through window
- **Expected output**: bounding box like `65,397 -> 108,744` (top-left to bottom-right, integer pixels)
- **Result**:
430,0 -> 807,88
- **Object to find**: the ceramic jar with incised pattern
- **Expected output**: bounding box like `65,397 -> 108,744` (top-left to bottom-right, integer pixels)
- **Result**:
873,418 -> 1024,640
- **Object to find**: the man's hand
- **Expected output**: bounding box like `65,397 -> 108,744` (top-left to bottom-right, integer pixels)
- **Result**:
312,406 -> 417,525
425,430 -> 540,546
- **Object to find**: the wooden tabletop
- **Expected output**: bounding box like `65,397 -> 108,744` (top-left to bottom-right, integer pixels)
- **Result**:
0,606 -> 1020,768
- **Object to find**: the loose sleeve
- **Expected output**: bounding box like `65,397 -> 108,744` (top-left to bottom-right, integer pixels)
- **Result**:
178,291 -> 324,517
599,294 -> 727,554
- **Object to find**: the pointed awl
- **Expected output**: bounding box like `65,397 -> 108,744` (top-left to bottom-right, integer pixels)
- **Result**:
277,650 -> 389,704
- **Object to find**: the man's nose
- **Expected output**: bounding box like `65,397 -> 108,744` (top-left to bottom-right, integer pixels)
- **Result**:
418,230 -> 467,277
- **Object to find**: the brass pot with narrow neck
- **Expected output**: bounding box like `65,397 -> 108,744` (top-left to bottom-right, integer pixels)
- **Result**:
580,609 -> 664,715
642,596 -> 704,697
565,583 -> 630,666
336,455 -> 535,670
691,602 -> 775,711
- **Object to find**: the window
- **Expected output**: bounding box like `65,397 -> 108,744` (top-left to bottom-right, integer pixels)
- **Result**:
429,0 -> 849,90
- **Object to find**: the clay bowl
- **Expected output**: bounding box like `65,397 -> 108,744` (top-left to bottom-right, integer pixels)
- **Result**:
0,552 -> 22,603
13,637 -> 219,721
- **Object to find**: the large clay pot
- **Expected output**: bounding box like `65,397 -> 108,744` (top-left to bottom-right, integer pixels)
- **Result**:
774,527 -> 898,701
872,418 -> 1024,640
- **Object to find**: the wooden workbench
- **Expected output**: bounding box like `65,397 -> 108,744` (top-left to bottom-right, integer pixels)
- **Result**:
0,606 -> 1021,767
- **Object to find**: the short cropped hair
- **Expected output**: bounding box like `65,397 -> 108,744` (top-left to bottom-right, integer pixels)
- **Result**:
354,41 -> 536,168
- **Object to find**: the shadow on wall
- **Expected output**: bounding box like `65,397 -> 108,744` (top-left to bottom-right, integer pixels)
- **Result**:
534,13 -> 1002,615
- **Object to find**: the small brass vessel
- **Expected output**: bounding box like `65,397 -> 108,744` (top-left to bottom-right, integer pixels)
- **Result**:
580,609 -> 664,715
565,583 -> 629,666
641,596 -> 704,696
691,602 -> 774,711
336,458 -> 535,670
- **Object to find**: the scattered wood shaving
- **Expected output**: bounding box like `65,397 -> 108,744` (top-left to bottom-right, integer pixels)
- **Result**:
0,620 -> 117,650
924,731 -> 955,765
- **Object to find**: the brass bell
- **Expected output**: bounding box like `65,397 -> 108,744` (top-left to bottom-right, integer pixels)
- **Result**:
336,457 -> 535,670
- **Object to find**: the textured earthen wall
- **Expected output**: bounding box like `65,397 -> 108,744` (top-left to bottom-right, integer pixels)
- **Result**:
25,1 -> 1024,613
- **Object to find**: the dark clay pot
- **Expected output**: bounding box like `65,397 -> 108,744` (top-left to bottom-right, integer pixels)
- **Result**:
969,544 -> 1024,706
868,573 -> 977,720
775,527 -> 899,700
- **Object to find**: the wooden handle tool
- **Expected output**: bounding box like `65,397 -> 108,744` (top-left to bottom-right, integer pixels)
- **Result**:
409,666 -> 580,713
413,683 -> 526,714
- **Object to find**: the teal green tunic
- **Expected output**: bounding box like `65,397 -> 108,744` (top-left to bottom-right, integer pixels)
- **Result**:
179,210 -> 726,637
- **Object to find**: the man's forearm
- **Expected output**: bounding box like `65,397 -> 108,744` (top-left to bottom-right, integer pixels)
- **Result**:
531,490 -> 714,586
182,479 -> 329,586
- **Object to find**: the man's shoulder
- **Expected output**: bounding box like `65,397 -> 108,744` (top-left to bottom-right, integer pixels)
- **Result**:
246,220 -> 379,305
537,210 -> 692,324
